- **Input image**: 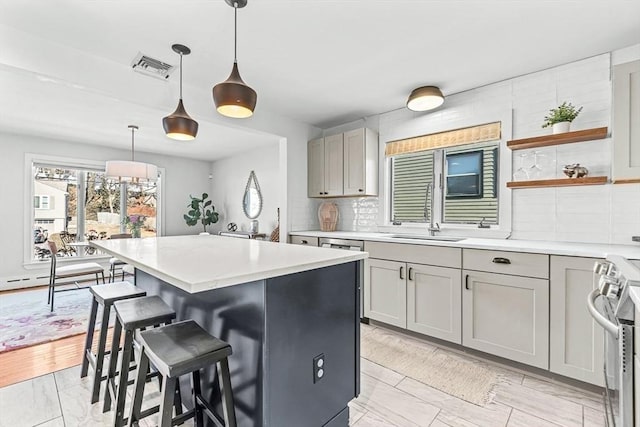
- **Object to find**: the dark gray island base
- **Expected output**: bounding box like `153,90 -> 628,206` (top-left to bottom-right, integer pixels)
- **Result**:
135,261 -> 361,427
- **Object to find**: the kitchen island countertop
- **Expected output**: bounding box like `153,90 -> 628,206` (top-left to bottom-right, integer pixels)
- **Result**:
92,234 -> 367,294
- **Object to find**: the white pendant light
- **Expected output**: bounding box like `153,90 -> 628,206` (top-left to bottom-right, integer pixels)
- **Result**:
406,86 -> 445,112
105,125 -> 158,183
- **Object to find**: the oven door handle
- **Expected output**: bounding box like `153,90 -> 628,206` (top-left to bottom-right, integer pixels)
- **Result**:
587,289 -> 619,337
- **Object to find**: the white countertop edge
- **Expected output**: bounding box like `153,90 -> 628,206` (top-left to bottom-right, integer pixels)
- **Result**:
93,241 -> 367,294
289,231 -> 640,259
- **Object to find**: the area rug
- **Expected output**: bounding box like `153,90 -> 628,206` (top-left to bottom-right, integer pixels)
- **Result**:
0,287 -> 108,353
361,326 -> 501,406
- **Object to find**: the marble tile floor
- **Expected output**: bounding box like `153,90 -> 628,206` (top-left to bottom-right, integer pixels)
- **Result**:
0,324 -> 606,427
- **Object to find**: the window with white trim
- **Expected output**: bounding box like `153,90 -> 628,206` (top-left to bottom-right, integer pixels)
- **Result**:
390,141 -> 499,225
31,162 -> 160,261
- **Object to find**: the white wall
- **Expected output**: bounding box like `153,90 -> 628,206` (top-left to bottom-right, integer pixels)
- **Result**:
307,45 -> 640,245
0,131 -> 212,286
209,143 -> 280,235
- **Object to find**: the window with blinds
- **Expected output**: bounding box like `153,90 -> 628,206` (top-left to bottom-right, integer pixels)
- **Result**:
444,143 -> 499,224
391,151 -> 434,222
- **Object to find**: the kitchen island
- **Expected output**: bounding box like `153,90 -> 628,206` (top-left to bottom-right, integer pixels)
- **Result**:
92,235 -> 367,427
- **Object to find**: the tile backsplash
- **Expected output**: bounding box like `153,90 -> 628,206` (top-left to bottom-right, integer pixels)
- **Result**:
313,197 -> 380,232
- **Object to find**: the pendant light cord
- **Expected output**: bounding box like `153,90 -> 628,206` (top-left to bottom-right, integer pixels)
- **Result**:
179,52 -> 183,100
234,1 -> 238,63
131,127 -> 135,161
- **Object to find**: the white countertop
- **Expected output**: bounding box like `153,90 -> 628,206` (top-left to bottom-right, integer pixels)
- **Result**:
92,235 -> 367,294
289,230 -> 640,259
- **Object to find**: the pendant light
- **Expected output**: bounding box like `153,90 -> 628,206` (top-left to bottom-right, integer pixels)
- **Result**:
406,86 -> 445,112
212,0 -> 257,119
105,125 -> 158,183
163,44 -> 199,140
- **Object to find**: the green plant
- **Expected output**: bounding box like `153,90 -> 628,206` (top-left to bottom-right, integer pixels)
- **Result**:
542,101 -> 583,128
183,193 -> 219,233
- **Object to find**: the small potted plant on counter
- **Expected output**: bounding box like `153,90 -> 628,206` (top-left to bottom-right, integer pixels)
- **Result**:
542,101 -> 583,134
184,193 -> 219,235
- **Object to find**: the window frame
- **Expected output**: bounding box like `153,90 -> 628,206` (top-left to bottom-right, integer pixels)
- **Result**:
24,153 -> 164,267
444,150 -> 484,199
34,195 -> 51,209
380,125 -> 512,237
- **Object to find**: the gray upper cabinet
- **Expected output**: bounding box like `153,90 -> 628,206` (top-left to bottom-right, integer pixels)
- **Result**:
343,128 -> 379,196
307,135 -> 343,197
612,59 -> 640,182
549,256 -> 604,386
308,128 -> 378,198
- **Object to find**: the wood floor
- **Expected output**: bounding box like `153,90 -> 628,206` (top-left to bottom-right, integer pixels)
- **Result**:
0,328 -> 114,388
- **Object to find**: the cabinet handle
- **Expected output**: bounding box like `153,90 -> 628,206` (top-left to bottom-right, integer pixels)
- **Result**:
358,189 -> 364,192
399,266 -> 404,280
408,267 -> 413,281
465,274 -> 470,290
301,240 -> 308,245
319,192 -> 323,195
492,257 -> 511,264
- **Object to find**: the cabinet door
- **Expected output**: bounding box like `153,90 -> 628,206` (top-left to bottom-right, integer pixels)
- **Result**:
549,256 -> 604,386
462,270 -> 549,369
407,264 -> 461,344
323,134 -> 344,196
343,128 -> 366,196
613,59 -> 640,181
636,356 -> 640,427
308,138 -> 325,197
364,258 -> 406,328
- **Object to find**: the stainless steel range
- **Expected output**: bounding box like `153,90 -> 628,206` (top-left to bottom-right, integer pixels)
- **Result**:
588,255 -> 639,427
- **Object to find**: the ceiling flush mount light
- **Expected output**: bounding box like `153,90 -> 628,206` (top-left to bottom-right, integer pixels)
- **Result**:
213,0 -> 257,119
163,44 -> 198,140
106,125 -> 158,183
406,86 -> 445,112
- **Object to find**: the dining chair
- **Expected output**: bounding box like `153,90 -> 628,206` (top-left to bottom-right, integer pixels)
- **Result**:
109,233 -> 133,283
47,241 -> 105,311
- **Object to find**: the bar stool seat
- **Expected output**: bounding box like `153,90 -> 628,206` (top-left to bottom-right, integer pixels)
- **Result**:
129,320 -> 237,427
104,296 -> 177,426
80,281 -> 146,405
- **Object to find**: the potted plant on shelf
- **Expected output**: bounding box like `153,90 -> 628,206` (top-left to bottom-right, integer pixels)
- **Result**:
123,214 -> 146,238
184,193 -> 219,235
542,101 -> 583,134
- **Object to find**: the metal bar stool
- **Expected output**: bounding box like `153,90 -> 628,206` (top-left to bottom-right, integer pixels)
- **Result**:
80,281 -> 146,404
103,295 -> 178,427
128,320 -> 237,427
108,233 -> 132,283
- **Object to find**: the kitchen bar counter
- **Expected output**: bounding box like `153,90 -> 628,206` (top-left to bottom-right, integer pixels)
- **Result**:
289,230 -> 640,259
92,234 -> 366,293
91,235 -> 365,427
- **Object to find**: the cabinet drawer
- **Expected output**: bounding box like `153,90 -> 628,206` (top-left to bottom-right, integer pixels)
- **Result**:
289,236 -> 319,247
364,241 -> 461,269
463,249 -> 549,279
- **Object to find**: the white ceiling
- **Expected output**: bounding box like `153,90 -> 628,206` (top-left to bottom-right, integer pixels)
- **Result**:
0,1 -> 638,160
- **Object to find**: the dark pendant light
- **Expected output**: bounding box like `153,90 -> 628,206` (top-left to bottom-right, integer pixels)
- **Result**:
213,0 -> 257,119
163,44 -> 199,140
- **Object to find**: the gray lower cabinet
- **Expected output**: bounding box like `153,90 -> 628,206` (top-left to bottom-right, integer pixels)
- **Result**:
635,356 -> 640,427
364,258 -> 407,328
462,270 -> 549,369
549,256 -> 604,386
407,263 -> 461,344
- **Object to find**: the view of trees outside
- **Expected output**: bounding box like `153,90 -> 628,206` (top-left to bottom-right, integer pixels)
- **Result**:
33,166 -> 157,260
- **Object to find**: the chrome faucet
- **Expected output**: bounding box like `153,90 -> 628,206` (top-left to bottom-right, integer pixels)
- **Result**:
425,183 -> 440,236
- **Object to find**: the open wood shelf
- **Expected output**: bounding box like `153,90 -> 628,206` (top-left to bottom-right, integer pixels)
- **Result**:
507,127 -> 608,150
506,176 -> 608,189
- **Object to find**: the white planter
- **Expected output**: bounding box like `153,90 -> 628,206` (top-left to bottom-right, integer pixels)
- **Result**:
552,122 -> 571,134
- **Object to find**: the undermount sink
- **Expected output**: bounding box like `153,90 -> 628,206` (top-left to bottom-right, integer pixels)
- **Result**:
387,234 -> 466,242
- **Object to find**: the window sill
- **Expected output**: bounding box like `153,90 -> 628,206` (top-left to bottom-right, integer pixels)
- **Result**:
23,255 -> 112,270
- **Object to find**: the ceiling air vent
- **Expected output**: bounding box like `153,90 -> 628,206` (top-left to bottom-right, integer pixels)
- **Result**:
131,52 -> 174,80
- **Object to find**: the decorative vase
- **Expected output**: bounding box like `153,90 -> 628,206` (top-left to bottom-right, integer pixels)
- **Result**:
131,228 -> 141,238
552,121 -> 570,134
